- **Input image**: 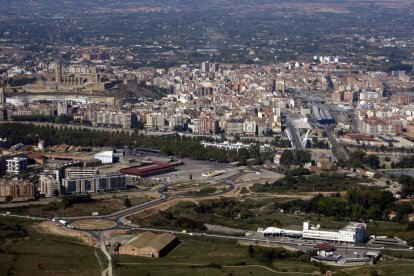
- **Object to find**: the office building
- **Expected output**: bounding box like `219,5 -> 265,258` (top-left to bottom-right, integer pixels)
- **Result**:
54,161 -> 84,183
62,173 -> 126,194
6,157 -> 28,174
65,167 -> 99,179
261,221 -> 367,243
302,221 -> 367,243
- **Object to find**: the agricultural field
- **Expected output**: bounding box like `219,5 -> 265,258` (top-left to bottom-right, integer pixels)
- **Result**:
0,216 -> 105,276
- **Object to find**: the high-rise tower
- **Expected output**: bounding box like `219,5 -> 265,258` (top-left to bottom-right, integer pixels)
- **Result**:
55,59 -> 62,84
0,87 -> 4,104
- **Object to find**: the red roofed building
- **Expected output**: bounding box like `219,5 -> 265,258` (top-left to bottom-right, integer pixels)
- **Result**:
314,243 -> 335,251
119,162 -> 177,178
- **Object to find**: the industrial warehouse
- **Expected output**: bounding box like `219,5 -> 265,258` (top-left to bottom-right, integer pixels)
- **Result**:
119,162 -> 178,178
119,232 -> 179,258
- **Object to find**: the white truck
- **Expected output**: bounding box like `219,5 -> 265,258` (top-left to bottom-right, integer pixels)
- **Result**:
58,219 -> 68,226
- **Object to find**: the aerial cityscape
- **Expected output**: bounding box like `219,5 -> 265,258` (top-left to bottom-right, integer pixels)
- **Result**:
1,0 -> 414,275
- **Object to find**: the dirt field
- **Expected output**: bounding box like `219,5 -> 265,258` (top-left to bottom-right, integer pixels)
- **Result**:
71,219 -> 117,231
1,194 -> 156,218
35,221 -> 99,247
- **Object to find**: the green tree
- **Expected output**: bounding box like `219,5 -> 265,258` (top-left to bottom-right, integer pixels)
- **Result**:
348,150 -> 366,168
280,149 -> 294,167
294,150 -> 311,165
366,154 -> 380,169
398,175 -> 414,196
248,245 -> 255,257
124,197 -> 131,208
240,208 -> 252,219
5,195 -> 13,203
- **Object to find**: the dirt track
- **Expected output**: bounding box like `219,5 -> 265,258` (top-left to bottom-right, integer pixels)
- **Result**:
35,221 -> 99,247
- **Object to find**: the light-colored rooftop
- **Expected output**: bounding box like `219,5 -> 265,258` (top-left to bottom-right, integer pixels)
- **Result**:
124,231 -> 177,251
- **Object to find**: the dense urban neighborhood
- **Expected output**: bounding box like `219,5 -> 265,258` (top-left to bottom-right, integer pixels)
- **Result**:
2,1 -> 414,276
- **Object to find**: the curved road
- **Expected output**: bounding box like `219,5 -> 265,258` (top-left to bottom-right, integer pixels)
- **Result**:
51,171 -> 244,275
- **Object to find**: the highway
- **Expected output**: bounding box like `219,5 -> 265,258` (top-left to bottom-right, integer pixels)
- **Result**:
1,171 -> 243,276
107,225 -> 414,254
5,168 -> 413,274
323,125 -> 349,162
61,170 -> 242,222
5,211 -> 413,255
285,121 -> 305,149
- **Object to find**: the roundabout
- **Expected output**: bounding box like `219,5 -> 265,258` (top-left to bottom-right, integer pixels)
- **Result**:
70,219 -> 117,231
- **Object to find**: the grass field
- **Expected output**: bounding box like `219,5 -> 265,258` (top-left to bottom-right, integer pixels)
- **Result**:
0,216 -> 104,276
342,260 -> 414,276
365,221 -> 414,245
131,199 -> 356,232
71,219 -> 117,230
0,196 -> 151,218
113,237 -> 319,276
112,236 -> 414,276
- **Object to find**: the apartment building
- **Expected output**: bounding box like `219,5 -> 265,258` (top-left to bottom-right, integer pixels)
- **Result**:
62,173 -> 126,194
39,174 -> 61,197
360,117 -> 403,136
6,157 -> 28,174
0,180 -> 35,200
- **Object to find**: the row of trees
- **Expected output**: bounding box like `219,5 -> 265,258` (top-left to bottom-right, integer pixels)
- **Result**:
348,150 -> 380,169
7,76 -> 37,87
392,155 -> 414,169
306,139 -> 330,149
279,187 -> 396,221
12,115 -> 72,124
194,198 -> 252,219
280,149 -> 312,167
247,245 -> 305,263
397,174 -> 414,197
0,123 -> 268,165
252,173 -> 357,193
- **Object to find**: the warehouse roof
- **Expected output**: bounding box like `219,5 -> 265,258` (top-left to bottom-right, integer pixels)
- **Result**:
119,162 -> 176,176
124,231 -> 177,251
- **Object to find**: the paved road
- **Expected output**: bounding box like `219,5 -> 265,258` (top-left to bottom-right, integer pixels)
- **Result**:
323,125 -> 349,162
62,171 -> 242,223
114,225 -> 414,254
286,121 -> 305,149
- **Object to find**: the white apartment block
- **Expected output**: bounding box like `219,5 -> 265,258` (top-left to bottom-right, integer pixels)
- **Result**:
6,157 -> 28,174
95,110 -> 132,128
146,113 -> 165,129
